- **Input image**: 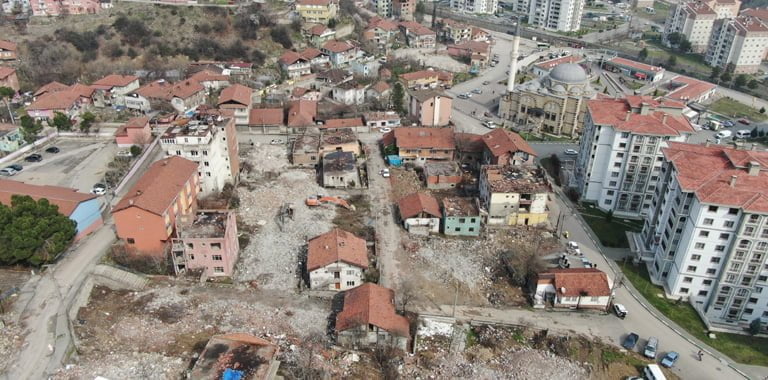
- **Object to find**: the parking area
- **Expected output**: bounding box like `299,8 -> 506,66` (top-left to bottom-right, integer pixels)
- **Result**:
3,138 -> 116,194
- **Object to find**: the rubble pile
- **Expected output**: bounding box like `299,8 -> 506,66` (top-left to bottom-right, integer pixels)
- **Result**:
52,352 -> 185,380
0,323 -> 24,373
406,236 -> 492,291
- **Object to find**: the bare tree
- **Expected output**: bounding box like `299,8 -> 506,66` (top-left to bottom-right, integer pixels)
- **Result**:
396,279 -> 416,313
371,345 -> 402,380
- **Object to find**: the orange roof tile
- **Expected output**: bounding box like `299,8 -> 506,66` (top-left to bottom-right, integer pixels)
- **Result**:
335,283 -> 410,337
34,81 -> 69,97
134,80 -> 174,100
0,40 -> 17,52
218,84 -> 252,107
287,100 -> 317,127
0,66 -> 14,80
323,117 -> 363,128
398,192 -> 441,219
0,179 -> 96,216
68,83 -> 95,98
400,70 -> 439,82
249,108 -> 284,126
482,129 -> 537,158
171,80 -> 205,100
608,57 -> 664,74
279,51 -> 306,66
309,24 -> 329,35
307,228 -> 369,271
188,70 -> 229,83
92,74 -> 138,89
27,90 -> 81,111
116,116 -> 149,137
664,75 -> 716,103
538,268 -> 611,297
322,40 -> 356,53
389,127 -> 455,149
112,156 -> 198,216
587,97 -> 694,136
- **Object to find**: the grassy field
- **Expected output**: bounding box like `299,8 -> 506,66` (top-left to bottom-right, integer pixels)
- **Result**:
643,40 -> 711,75
579,203 -> 643,248
619,263 -> 768,366
709,97 -> 768,121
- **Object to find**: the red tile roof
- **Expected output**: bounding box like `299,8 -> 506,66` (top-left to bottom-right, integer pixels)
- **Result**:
534,55 -> 584,70
388,127 -> 455,149
309,24 -> 329,35
0,179 -> 97,216
322,40 -> 356,54
400,21 -> 435,36
455,132 -> 485,153
398,192 -> 441,219
367,16 -> 400,31
307,228 -> 369,271
287,100 -> 317,127
135,80 -> 174,100
0,66 -> 15,80
116,116 -> 149,137
482,129 -> 537,157
733,15 -> 768,34
538,268 -> 611,297
336,283 -> 410,337
112,156 -> 198,216
664,75 -> 716,103
608,57 -> 664,74
68,83 -> 95,98
301,47 -> 325,60
171,80 -> 205,100
741,7 -> 768,22
188,70 -> 229,83
279,51 -> 306,66
370,81 -> 390,94
663,142 -> 768,213
0,40 -> 17,52
27,90 -> 81,111
587,97 -> 694,136
218,84 -> 252,107
34,81 -> 69,97
400,70 -> 439,82
323,117 -> 363,128
92,74 -> 138,89
249,108 -> 284,126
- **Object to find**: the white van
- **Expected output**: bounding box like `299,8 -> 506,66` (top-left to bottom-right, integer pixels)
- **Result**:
643,364 -> 667,380
735,129 -> 751,139
715,130 -> 732,139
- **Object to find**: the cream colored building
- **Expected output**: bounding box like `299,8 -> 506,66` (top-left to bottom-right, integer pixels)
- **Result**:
499,63 -> 596,138
479,165 -> 550,226
296,0 -> 338,24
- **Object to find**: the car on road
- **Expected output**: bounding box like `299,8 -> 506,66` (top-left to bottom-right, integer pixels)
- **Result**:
90,183 -> 107,195
715,130 -> 732,139
0,167 -> 17,176
482,81 -> 490,85
613,303 -> 628,319
457,93 -> 469,99
45,146 -> 60,153
269,139 -> 283,145
472,88 -> 483,94
24,154 -> 42,162
735,129 -> 751,139
738,118 -> 751,125
643,337 -> 659,359
581,257 -> 592,268
567,241 -> 581,255
660,351 -> 679,368
7,164 -> 22,172
380,168 -> 390,178
622,333 -> 639,350
723,120 -> 735,128
482,121 -> 497,129
564,149 -> 578,155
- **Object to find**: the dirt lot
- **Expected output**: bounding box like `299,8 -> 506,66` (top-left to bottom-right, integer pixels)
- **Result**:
391,46 -> 468,73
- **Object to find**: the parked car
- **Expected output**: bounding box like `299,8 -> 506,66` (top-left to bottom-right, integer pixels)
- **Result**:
723,120 -> 735,128
643,337 -> 659,359
735,129 -> 751,139
24,154 -> 42,162
715,130 -> 732,139
564,149 -> 578,155
116,150 -> 133,158
0,167 -> 17,176
482,121 -> 497,129
482,80 -> 490,85
457,93 -> 469,99
380,168 -> 390,178
45,146 -> 60,153
380,127 -> 392,133
269,139 -> 282,145
622,333 -> 639,350
7,164 -> 22,172
660,351 -> 679,368
581,257 -> 592,268
613,303 -> 628,319
738,118 -> 751,125
472,88 -> 483,94
90,183 -> 107,195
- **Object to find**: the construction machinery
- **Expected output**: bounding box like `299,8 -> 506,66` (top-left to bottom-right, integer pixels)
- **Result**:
306,195 -> 355,210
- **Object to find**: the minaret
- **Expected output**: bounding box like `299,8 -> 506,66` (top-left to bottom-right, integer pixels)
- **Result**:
506,23 -> 521,94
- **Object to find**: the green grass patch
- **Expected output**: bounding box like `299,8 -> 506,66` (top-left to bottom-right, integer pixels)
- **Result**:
578,203 -> 643,248
624,81 -> 645,91
619,263 -> 768,366
709,97 -> 768,122
643,40 -> 711,75
466,328 -> 479,347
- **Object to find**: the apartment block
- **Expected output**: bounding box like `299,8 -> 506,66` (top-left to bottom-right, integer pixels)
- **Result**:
575,96 -> 695,218
528,0 -> 585,32
450,0 -> 498,14
295,0 -> 337,23
632,142 -> 768,333
705,15 -> 768,74
407,89 -> 453,127
663,1 -> 719,53
372,0 -> 392,17
479,165 -> 550,226
393,0 -> 415,20
160,117 -> 239,197
171,210 -> 239,278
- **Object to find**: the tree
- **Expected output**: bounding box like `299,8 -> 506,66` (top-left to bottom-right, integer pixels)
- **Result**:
720,71 -> 732,83
391,82 -> 405,115
270,26 -> 293,49
666,55 -> 677,68
52,111 -> 73,131
638,47 -> 648,61
19,115 -> 42,142
749,318 -> 762,335
415,1 -> 426,22
605,209 -> 613,223
748,79 -> 759,90
79,112 -> 96,133
396,279 -> 416,313
327,18 -> 337,28
710,66 -> 721,80
666,32 -> 683,45
734,74 -> 748,88
0,86 -> 15,124
0,195 -> 77,266
760,107 -> 766,114
679,38 -> 692,53
129,145 -> 143,157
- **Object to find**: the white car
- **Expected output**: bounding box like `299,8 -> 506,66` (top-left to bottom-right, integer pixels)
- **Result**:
90,183 -> 107,195
270,139 -> 283,145
380,168 -> 390,178
715,130 -> 732,139
0,167 -> 17,176
564,149 -> 578,155
380,127 -> 392,133
116,150 -> 133,157
482,121 -> 496,129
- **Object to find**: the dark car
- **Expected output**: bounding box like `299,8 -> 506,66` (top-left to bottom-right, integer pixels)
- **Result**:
24,154 -> 42,162
45,146 -> 60,153
7,164 -> 22,171
738,118 -> 751,125
622,333 -> 639,350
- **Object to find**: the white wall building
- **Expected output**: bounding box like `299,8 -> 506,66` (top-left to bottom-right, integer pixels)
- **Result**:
705,15 -> 768,74
159,118 -> 239,197
527,0 -> 585,32
663,1 -> 719,53
576,96 -> 695,218
534,268 -> 612,310
631,142 -> 768,334
307,228 -> 368,291
450,0 -> 498,14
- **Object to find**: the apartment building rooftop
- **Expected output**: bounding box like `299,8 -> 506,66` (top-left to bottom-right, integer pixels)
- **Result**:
587,97 -> 694,136
178,210 -> 228,238
442,197 -> 479,217
161,119 -> 223,139
682,1 -> 716,16
113,156 -> 199,215
482,165 -> 549,193
733,15 -> 768,34
663,142 -> 768,212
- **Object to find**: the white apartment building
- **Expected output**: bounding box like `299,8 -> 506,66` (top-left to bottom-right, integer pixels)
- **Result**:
160,117 -> 239,197
527,0 -> 585,32
372,0 -> 392,17
632,142 -> 768,333
575,96 -> 695,218
450,0 -> 498,14
663,1 -> 719,53
705,15 -> 768,74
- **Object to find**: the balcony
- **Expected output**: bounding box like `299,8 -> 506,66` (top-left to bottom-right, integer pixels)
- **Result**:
629,231 -> 655,262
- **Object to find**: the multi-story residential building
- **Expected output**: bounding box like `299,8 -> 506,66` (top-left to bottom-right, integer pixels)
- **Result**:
126,79 -> 207,114
527,0 -> 585,32
217,84 -> 252,127
575,96 -> 695,218
632,142 -> 768,333
333,81 -> 367,105
382,127 -> 455,162
321,40 -> 359,67
171,210 -> 239,277
481,129 -> 537,166
479,165 -> 550,226
393,0 -> 415,20
112,156 -> 200,256
278,51 -> 312,79
26,88 -> 88,120
295,0 -> 337,24
407,89 -> 452,127
663,1 -> 719,53
159,117 -> 239,196
0,66 -> 19,92
115,116 -> 152,148
705,15 -> 768,74
399,21 -> 437,48
363,17 -> 400,47
740,7 -> 768,59
510,0 -> 529,13
707,0 -> 741,19
442,197 -> 482,236
0,40 -> 17,61
307,228 -> 368,291
2,0 -> 30,15
438,18 -> 473,43
372,0 -> 392,17
306,24 -> 337,47
450,0 -> 498,14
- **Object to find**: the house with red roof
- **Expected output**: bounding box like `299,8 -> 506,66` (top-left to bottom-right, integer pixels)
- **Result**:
397,192 -> 441,234
534,268 -> 612,310
0,66 -> 19,92
0,179 -> 103,240
382,127 -> 455,162
363,16 -> 400,46
33,81 -> 69,99
335,283 -> 411,350
188,69 -> 230,90
307,228 -> 368,291
126,79 -> 206,113
279,51 -> 312,79
287,100 -> 318,131
481,129 -> 537,166
26,88 -> 88,120
217,84 -> 252,126
112,156 -> 200,256
249,108 -> 285,134
306,24 -> 337,46
662,75 -> 717,104
0,40 -> 17,61
115,116 -> 151,148
399,21 -> 436,48
321,40 -> 359,67
91,74 -> 140,107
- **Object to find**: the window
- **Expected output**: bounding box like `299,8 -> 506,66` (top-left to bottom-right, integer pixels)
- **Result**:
611,172 -> 619,177
211,243 -> 221,250
706,268 -> 717,275
698,290 -> 708,296
334,272 -> 340,279
127,238 -> 135,244
728,208 -> 739,215
703,279 -> 713,285
609,181 -> 617,186
213,267 -> 224,273
607,190 -> 615,196
749,297 -> 758,304
614,162 -> 621,168
680,287 -> 689,294
346,270 -> 354,275
346,281 -> 355,286
699,231 -> 710,237
719,233 -> 730,240
683,276 -> 693,283
703,218 -> 714,225
691,254 -> 701,261
708,205 -> 719,212
715,245 -> 726,252
695,242 -> 705,249
212,255 -> 223,261
745,308 -> 754,315
621,132 -> 629,138
687,266 -> 697,272
724,221 -> 735,228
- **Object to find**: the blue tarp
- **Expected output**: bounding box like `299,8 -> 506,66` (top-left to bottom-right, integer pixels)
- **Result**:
222,368 -> 244,380
386,155 -> 403,167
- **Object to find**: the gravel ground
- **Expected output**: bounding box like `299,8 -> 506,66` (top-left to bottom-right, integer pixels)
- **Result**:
391,47 -> 468,72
